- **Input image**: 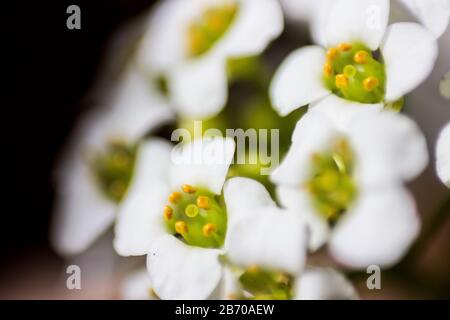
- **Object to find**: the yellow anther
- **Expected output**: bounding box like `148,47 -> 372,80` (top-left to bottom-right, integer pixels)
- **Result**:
343,65 -> 356,77
354,50 -> 369,64
363,76 -> 379,91
197,196 -> 211,209
185,204 -> 199,218
338,43 -> 352,52
182,184 -> 196,194
113,151 -> 130,167
326,47 -> 339,60
323,62 -> 333,77
335,74 -> 348,89
163,206 -> 173,221
202,223 -> 217,237
175,221 -> 188,234
168,191 -> 182,204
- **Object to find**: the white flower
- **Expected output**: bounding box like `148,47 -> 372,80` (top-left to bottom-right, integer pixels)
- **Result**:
221,178 -> 356,300
271,0 -> 438,120
436,121 -> 450,187
51,69 -> 174,256
138,0 -> 284,119
272,110 -> 428,268
114,136 -> 236,299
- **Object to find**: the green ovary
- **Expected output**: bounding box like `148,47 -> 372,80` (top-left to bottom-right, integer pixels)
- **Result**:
237,266 -> 294,300
187,1 -> 238,58
306,138 -> 357,222
163,185 -> 227,248
323,42 -> 386,104
92,141 -> 136,203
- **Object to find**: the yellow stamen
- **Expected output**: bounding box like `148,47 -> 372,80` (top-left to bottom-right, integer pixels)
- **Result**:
338,43 -> 352,52
202,223 -> 217,237
185,204 -> 199,218
175,221 -> 188,234
323,62 -> 333,77
354,50 -> 369,64
197,196 -> 211,209
182,184 -> 196,194
163,206 -> 173,221
363,76 -> 379,91
335,74 -> 348,89
168,191 -> 182,204
110,181 -> 126,198
326,47 -> 339,60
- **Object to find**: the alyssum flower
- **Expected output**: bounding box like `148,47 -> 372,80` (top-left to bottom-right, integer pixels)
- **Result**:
138,0 -> 283,119
271,0 -> 438,120
51,69 -> 174,256
272,110 -> 428,268
221,177 -> 356,300
114,136 -> 237,299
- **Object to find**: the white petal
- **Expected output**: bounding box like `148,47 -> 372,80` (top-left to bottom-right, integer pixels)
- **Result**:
398,0 -> 450,38
227,208 -> 308,274
168,56 -> 227,119
106,69 -> 175,141
324,0 -> 389,50
382,22 -> 438,101
114,139 -> 172,256
120,268 -> 155,300
436,122 -> 450,187
294,267 -> 358,300
137,0 -> 194,73
330,186 -> 420,268
270,46 -> 330,116
51,159 -> 116,256
147,235 -> 222,300
214,0 -> 284,57
276,186 -> 330,251
310,94 -> 383,131
170,137 -> 235,194
279,0 -> 331,47
223,177 -> 276,237
349,111 -> 428,187
308,0 -> 334,47
271,111 -> 337,187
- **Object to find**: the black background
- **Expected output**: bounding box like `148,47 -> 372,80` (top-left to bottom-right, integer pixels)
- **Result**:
4,0 -> 157,269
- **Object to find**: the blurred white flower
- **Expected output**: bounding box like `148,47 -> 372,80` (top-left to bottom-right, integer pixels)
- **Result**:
272,110 -> 428,268
114,137 -> 236,299
51,69 -> 174,256
138,0 -> 283,119
436,122 -> 450,187
221,179 -> 355,299
271,0 -> 438,121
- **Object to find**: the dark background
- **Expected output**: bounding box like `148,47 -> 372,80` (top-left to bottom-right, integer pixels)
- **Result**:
4,0 -> 156,277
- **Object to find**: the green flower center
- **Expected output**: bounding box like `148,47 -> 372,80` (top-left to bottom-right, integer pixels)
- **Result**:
323,42 -> 386,104
306,138 -> 357,222
236,266 -> 294,300
187,1 -> 238,58
91,141 -> 137,203
163,185 -> 227,248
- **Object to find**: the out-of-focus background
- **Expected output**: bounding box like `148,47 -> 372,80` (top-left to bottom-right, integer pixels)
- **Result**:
2,0 -> 450,299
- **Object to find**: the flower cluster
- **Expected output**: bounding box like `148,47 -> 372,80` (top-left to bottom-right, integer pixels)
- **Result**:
52,0 -> 450,299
